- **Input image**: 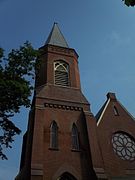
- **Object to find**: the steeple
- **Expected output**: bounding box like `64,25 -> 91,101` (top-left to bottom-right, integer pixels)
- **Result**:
15,24 -> 107,180
45,23 -> 69,48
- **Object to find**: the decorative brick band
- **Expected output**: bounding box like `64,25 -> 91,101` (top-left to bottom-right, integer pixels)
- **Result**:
44,103 -> 82,111
31,169 -> 43,176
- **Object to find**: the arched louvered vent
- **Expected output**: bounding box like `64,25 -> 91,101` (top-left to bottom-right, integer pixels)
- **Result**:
54,61 -> 69,86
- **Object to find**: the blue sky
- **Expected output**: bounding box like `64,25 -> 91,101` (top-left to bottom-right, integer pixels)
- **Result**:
0,0 -> 135,179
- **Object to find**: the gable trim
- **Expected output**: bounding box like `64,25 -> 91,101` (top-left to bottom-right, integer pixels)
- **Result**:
118,100 -> 135,120
97,98 -> 110,126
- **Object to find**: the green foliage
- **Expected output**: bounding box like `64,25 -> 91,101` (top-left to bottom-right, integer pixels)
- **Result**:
0,42 -> 38,160
122,0 -> 135,6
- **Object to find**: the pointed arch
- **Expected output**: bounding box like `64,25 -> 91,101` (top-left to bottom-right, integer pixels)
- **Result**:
71,123 -> 79,150
52,163 -> 81,180
50,121 -> 58,149
54,60 -> 69,86
113,106 -> 119,116
58,172 -> 77,180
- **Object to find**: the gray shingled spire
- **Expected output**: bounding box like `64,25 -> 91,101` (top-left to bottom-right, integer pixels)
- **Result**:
45,23 -> 69,48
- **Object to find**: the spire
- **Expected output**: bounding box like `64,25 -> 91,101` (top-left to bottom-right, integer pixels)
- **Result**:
45,23 -> 69,48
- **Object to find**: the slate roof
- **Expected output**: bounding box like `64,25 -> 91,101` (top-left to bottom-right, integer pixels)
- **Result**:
95,99 -> 108,122
45,23 -> 69,48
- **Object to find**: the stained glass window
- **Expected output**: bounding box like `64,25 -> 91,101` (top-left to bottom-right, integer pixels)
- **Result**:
112,132 -> 135,161
72,124 -> 79,150
50,121 -> 58,149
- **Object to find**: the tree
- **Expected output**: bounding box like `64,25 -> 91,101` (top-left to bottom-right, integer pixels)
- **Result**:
0,42 -> 38,160
122,0 -> 135,6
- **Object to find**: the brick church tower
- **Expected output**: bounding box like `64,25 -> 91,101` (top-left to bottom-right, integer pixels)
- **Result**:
15,23 -> 135,180
15,23 -> 106,180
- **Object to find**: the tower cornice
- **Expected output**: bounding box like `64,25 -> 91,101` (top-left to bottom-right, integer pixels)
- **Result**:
39,44 -> 79,59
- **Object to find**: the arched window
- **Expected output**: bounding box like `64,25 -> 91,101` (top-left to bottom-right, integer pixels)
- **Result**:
113,106 -> 119,116
50,121 -> 58,149
54,60 -> 69,86
58,172 -> 77,180
112,131 -> 135,161
71,123 -> 79,150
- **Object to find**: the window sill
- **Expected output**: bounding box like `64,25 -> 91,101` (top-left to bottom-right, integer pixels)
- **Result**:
49,147 -> 59,151
71,149 -> 80,152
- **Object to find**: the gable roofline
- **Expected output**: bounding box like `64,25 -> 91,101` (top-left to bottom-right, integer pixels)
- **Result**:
96,92 -> 116,125
95,99 -> 107,121
96,98 -> 110,126
118,100 -> 135,120
96,92 -> 135,126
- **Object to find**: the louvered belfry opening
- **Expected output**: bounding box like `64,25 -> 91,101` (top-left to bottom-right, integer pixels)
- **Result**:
54,60 -> 69,86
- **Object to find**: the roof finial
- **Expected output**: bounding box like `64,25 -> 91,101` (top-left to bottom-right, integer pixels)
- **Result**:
107,92 -> 116,100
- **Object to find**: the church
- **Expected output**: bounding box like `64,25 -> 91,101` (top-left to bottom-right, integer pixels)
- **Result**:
15,23 -> 135,180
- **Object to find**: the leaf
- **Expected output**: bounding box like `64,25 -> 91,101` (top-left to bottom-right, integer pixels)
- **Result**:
0,41 -> 38,159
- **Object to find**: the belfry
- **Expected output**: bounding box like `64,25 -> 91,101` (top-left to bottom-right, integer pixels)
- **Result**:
16,23 -> 135,180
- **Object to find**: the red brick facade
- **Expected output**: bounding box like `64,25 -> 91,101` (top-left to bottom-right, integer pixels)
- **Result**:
97,93 -> 135,179
15,25 -> 135,180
